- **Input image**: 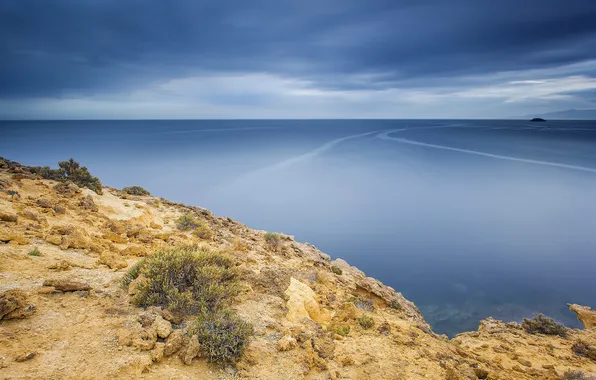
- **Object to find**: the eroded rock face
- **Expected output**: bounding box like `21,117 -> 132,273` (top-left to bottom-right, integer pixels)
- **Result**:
98,251 -> 127,269
285,277 -> 328,323
0,289 -> 36,320
569,304 -> 596,330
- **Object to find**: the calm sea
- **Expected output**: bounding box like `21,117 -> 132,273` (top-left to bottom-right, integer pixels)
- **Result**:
2,119 -> 595,336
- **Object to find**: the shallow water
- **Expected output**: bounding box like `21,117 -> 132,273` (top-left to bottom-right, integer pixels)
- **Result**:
2,119 -> 595,336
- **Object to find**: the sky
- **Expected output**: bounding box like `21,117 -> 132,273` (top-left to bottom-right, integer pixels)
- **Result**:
1,0 -> 596,119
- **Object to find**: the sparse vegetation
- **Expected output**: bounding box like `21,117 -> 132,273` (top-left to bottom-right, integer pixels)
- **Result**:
192,222 -> 213,240
348,294 -> 375,312
330,324 -> 351,337
264,232 -> 283,248
122,245 -> 252,365
357,314 -> 375,329
331,265 -> 342,275
123,245 -> 239,314
561,370 -> 596,380
27,247 -> 42,256
522,314 -> 567,337
122,186 -> 150,196
189,308 -> 253,364
176,214 -> 200,231
31,158 -> 102,194
389,298 -> 403,310
572,341 -> 596,361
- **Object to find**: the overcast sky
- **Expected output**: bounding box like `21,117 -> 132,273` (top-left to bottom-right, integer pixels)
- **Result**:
1,0 -> 596,119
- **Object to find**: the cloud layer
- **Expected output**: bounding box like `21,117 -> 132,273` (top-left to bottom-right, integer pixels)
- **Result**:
1,0 -> 596,118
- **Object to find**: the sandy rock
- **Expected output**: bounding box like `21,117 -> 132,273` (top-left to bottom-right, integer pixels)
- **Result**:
149,222 -> 162,230
151,342 -> 165,362
103,231 -> 127,244
36,199 -> 53,208
79,195 -> 98,212
45,234 -> 63,245
312,335 -> 335,359
43,278 -> 91,292
164,329 -> 185,357
120,244 -> 147,257
1,289 -> 35,320
98,251 -> 127,269
568,304 -> 596,330
14,352 -> 35,362
182,335 -> 201,365
54,205 -> 66,214
0,227 -> 29,245
276,336 -> 297,352
53,182 -> 81,196
285,277 -> 327,323
132,327 -> 157,351
128,275 -> 146,296
138,313 -> 156,328
116,329 -> 133,346
154,315 -> 172,339
0,212 -> 17,222
47,260 -> 72,271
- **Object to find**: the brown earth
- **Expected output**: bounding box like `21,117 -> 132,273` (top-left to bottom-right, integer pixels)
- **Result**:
0,160 -> 595,379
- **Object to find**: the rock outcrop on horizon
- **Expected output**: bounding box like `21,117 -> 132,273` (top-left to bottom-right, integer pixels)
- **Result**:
1,157 -> 595,379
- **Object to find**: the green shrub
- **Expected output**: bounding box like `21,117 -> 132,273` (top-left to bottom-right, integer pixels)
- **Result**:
189,308 -> 253,364
192,222 -> 213,240
264,232 -> 283,248
122,186 -> 150,196
123,245 -> 239,315
176,214 -> 199,231
331,266 -> 342,275
31,158 -> 102,194
27,247 -> 42,257
357,314 -> 375,329
330,324 -> 351,336
522,314 -> 567,337
389,298 -> 403,310
561,370 -> 596,380
572,341 -> 596,361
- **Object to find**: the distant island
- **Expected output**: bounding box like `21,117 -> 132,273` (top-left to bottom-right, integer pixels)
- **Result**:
529,117 -> 546,122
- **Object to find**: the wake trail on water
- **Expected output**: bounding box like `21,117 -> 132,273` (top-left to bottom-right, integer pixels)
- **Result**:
378,132 -> 596,174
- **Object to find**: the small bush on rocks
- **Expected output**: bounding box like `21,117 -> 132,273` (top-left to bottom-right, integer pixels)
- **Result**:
122,186 -> 150,196
561,370 -> 596,380
189,308 -> 253,364
330,324 -> 351,337
192,222 -> 213,240
572,341 -> 596,361
357,314 -> 375,329
331,266 -> 342,275
348,295 -> 375,312
522,314 -> 567,337
264,232 -> 283,248
27,247 -> 42,257
176,214 -> 199,231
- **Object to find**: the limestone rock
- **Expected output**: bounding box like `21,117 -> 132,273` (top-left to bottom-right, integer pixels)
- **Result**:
54,205 -> 66,214
0,212 -> 18,223
43,278 -> 91,292
568,304 -> 596,330
182,335 -> 201,365
132,327 -> 157,351
36,199 -> 53,208
0,227 -> 29,245
103,231 -> 127,244
285,277 -> 327,323
151,342 -> 165,362
1,289 -> 35,320
120,244 -> 147,257
45,234 -> 63,246
53,182 -> 81,196
164,329 -> 184,357
276,336 -> 297,352
98,251 -> 127,269
15,352 -> 35,362
138,313 -> 156,328
79,195 -> 98,212
47,260 -> 72,271
154,315 -> 172,339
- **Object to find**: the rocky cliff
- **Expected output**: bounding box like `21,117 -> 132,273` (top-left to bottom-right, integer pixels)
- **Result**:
1,158 -> 595,379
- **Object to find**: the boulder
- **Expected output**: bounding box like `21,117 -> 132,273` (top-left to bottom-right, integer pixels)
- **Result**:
276,336 -> 297,352
98,251 -> 127,269
154,316 -> 172,339
15,352 -> 35,362
151,342 -> 165,362
568,304 -> 596,330
53,182 -> 81,196
164,329 -> 185,357
285,277 -> 327,323
36,199 -> 53,208
0,212 -> 18,223
1,289 -> 36,320
182,335 -> 201,365
43,278 -> 91,292
120,245 -> 147,257
78,195 -> 98,212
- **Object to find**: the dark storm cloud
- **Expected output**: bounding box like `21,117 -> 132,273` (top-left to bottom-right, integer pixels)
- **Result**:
1,0 -> 596,98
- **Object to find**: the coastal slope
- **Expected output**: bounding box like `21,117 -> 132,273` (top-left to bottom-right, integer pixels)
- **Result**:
1,158 -> 595,379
